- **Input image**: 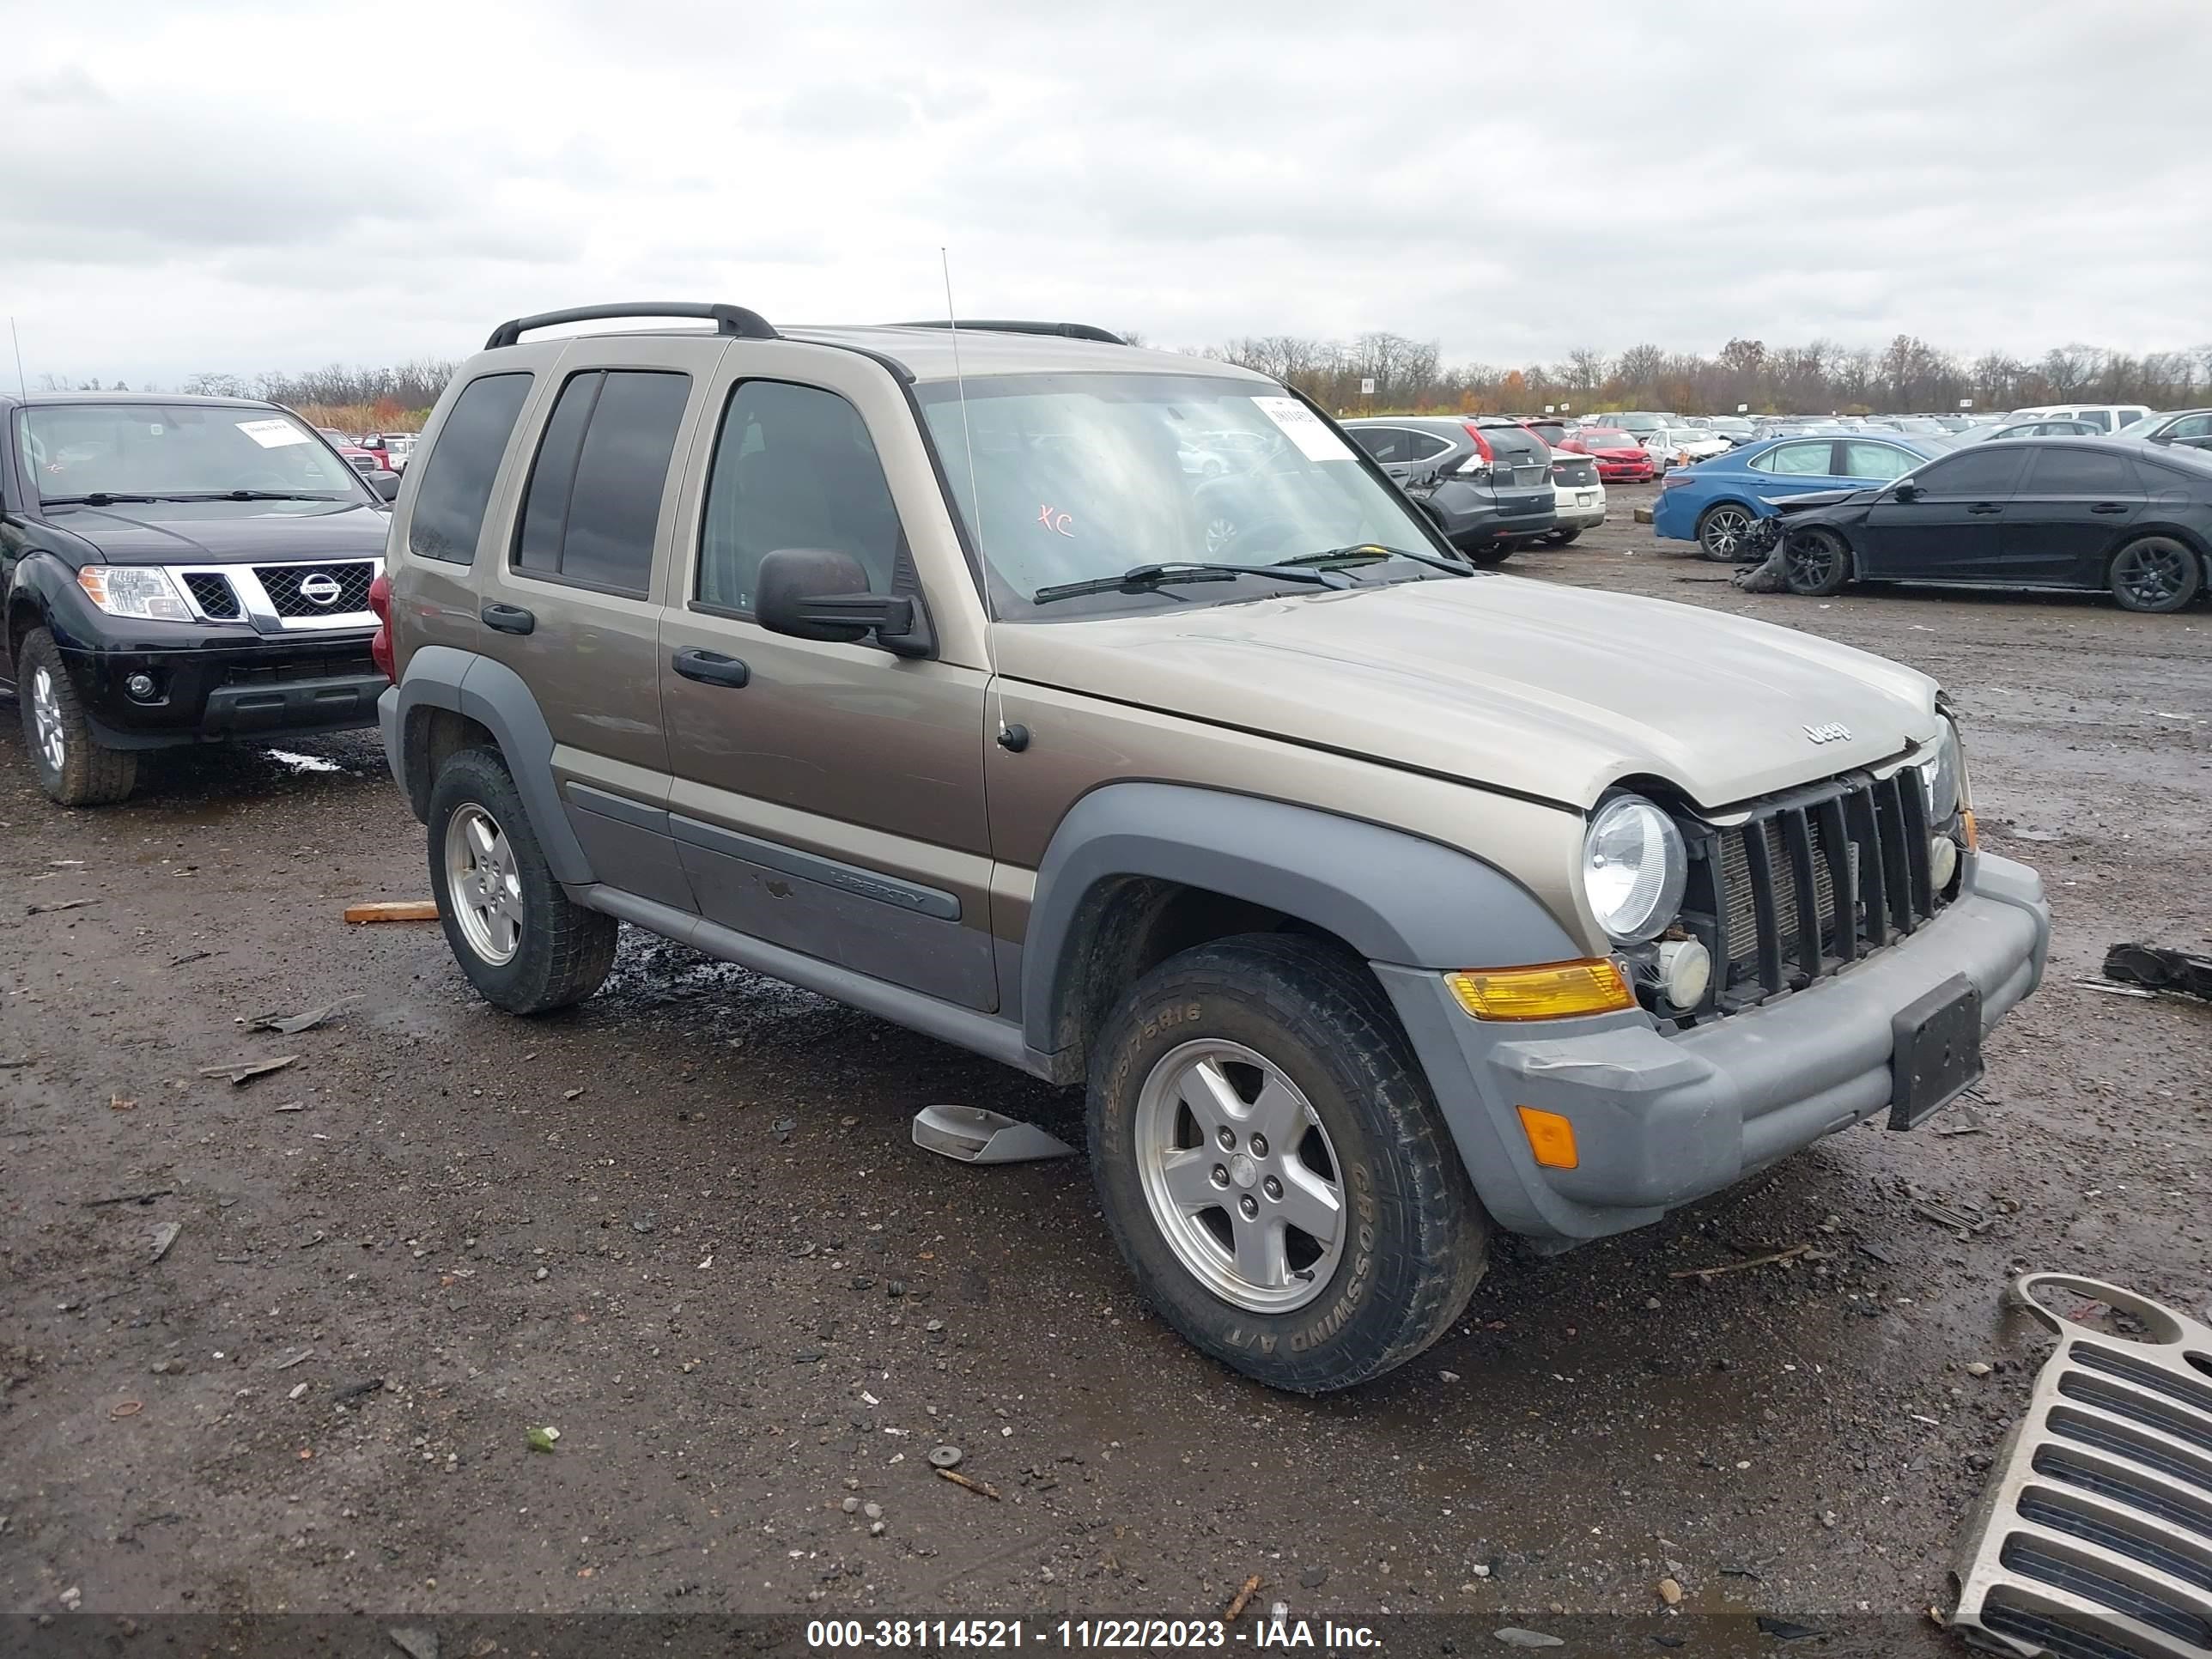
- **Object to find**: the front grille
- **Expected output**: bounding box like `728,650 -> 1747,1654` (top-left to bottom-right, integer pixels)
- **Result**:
256,562 -> 376,617
183,572 -> 241,619
348,455 -> 376,472
222,653 -> 376,687
1678,767 -> 1949,1012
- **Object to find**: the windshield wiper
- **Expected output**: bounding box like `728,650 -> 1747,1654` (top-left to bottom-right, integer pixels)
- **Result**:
156,490 -> 350,502
1030,561 -> 1354,605
1277,543 -> 1474,579
41,492 -> 160,506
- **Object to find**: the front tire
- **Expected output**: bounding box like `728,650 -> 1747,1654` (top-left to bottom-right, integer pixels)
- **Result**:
1697,503 -> 1756,562
1783,526 -> 1851,596
1465,544 -> 1514,566
427,748 -> 617,1013
15,628 -> 137,806
2108,536 -> 2202,613
1088,934 -> 1489,1393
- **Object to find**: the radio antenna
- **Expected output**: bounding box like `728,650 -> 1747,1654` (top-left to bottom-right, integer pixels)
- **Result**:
939,248 -> 984,555
9,318 -> 25,398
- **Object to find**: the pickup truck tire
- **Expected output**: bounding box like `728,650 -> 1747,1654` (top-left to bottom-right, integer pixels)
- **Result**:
16,628 -> 137,806
1088,933 -> 1489,1393
426,748 -> 617,1014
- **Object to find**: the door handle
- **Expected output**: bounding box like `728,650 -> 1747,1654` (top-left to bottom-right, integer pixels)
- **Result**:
1965,504 -> 2002,515
2089,502 -> 2129,514
672,647 -> 750,688
481,602 -> 535,635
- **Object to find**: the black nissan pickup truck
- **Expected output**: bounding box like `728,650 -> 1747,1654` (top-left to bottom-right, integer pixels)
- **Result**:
1,392 -> 400,804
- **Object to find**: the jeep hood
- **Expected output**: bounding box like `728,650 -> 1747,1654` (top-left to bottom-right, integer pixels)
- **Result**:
38,499 -> 390,565
992,574 -> 1939,811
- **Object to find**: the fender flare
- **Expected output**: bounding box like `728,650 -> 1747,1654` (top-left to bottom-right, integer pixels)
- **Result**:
388,645 -> 592,884
1019,781 -> 1581,1058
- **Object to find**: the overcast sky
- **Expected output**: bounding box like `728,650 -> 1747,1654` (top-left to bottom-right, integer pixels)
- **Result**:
7,0 -> 2209,387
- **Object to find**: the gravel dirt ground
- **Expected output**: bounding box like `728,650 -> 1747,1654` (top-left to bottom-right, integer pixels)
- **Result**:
3,482 -> 2209,1644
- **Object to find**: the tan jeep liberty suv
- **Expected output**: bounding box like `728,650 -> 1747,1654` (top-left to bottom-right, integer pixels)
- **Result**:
375,302 -> 2051,1393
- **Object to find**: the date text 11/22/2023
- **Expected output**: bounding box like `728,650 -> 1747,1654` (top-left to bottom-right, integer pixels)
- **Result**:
805,1617 -> 1382,1649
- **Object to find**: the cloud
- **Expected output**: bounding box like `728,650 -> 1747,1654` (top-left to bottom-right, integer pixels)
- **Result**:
7,0 -> 2211,386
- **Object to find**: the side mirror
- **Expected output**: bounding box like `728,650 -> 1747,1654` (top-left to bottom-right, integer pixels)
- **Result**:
755,547 -> 931,659
373,471 -> 401,502
1893,481 -> 1923,502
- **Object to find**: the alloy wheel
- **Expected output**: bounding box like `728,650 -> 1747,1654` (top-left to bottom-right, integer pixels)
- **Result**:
1700,506 -> 1752,560
2112,538 -> 2196,611
1785,530 -> 1845,592
445,803 -> 523,965
29,666 -> 66,776
1132,1038 -> 1346,1313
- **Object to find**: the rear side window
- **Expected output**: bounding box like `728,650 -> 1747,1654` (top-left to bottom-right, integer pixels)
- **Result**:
2027,447 -> 2135,494
1402,430 -> 1453,461
513,369 -> 690,596
696,380 -> 903,615
407,373 -> 532,564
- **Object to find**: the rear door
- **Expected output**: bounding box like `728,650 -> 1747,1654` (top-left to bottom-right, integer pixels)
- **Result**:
1857,446 -> 2029,580
475,341 -> 720,913
656,347 -> 998,1012
1995,444 -> 2147,584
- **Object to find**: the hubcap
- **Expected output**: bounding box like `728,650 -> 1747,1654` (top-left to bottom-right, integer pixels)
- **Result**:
29,665 -> 66,775
1704,508 -> 1749,557
2118,540 -> 2189,607
1133,1038 -> 1346,1314
444,804 -> 523,965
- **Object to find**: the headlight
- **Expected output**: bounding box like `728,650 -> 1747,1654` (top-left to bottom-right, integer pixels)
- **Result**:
1918,719 -> 1963,823
1583,794 -> 1687,944
77,565 -> 191,622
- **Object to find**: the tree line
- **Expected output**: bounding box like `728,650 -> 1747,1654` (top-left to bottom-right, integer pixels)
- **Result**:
1178,333 -> 2212,416
37,333 -> 2212,420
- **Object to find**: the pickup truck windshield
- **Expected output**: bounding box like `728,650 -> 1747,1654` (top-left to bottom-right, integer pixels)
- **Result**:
17,404 -> 362,505
918,374 -> 1443,618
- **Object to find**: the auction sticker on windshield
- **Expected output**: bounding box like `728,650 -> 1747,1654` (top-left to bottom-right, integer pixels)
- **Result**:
236,418 -> 312,448
1251,396 -> 1353,462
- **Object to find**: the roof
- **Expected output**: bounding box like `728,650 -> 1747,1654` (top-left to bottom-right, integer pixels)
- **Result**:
780,325 -> 1263,386
3,390 -> 279,410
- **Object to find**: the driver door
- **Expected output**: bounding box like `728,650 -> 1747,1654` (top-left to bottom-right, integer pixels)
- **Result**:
1858,447 -> 2028,580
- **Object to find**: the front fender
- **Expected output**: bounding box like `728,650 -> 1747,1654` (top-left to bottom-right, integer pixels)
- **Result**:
1019,781 -> 1581,1060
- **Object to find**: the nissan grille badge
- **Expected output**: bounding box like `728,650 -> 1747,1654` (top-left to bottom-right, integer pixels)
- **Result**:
1803,721 -> 1851,744
298,573 -> 343,606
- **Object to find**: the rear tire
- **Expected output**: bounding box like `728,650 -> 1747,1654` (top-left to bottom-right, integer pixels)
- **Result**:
1087,933 -> 1490,1393
1545,527 -> 1583,547
1783,526 -> 1851,596
15,628 -> 137,806
1697,503 -> 1756,562
427,748 -> 617,1014
2108,536 -> 2202,613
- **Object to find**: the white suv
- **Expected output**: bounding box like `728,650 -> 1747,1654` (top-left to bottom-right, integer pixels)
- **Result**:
2004,404 -> 2151,434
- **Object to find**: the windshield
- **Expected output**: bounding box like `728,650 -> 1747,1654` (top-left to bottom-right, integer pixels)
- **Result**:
1608,414 -> 1663,433
18,404 -> 364,503
2116,412 -> 2168,439
917,374 -> 1446,618
1580,429 -> 1633,447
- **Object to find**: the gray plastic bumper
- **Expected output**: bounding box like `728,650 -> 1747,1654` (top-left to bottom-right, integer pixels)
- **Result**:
1377,852 -> 2051,1244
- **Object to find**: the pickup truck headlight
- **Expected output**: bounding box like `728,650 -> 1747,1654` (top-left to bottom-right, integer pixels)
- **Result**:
1583,794 -> 1687,944
77,565 -> 192,623
1918,718 -> 1964,822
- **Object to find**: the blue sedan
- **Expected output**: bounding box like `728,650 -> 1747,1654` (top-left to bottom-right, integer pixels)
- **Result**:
1651,432 -> 1957,560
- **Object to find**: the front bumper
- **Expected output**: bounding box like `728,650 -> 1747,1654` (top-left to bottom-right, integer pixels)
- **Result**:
60,638 -> 385,748
1376,853 -> 2051,1245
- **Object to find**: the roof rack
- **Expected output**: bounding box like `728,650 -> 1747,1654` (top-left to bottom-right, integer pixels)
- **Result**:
895,319 -> 1125,345
484,302 -> 780,350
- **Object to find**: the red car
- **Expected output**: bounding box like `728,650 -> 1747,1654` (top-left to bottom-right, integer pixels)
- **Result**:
1558,426 -> 1655,483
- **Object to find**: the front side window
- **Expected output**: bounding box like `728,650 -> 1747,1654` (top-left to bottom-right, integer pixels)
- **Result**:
408,373 -> 532,564
1907,448 -> 2027,495
2168,414 -> 2212,440
17,403 -> 365,505
1750,441 -> 1836,476
1349,427 -> 1410,464
696,380 -> 903,614
1841,441 -> 1915,481
512,369 -> 690,596
918,373 -> 1443,618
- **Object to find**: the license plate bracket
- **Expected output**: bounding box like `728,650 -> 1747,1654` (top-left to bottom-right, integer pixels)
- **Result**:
1888,973 -> 1983,1130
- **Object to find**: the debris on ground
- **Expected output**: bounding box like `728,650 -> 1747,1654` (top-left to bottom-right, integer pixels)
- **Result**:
111,1399 -> 143,1419
927,1444 -> 963,1468
526,1425 -> 559,1452
343,901 -> 440,924
910,1103 -> 1078,1164
109,1094 -> 136,1112
149,1222 -> 181,1263
388,1626 -> 440,1659
167,951 -> 212,968
1222,1574 -> 1262,1621
27,898 -> 98,915
83,1188 -> 173,1208
935,1468 -> 1000,1501
1657,1576 -> 1683,1605
1754,1617 -> 1824,1641
1668,1243 -> 1816,1279
2101,940 -> 2212,1001
198,1054 -> 300,1085
1493,1630 -> 1565,1650
245,997 -> 356,1036
331,1378 -> 384,1403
